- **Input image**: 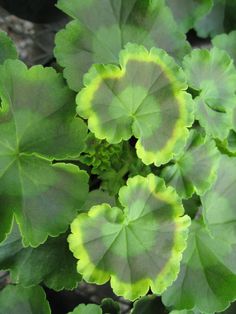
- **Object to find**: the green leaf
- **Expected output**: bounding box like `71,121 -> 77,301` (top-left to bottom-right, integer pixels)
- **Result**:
0,285 -> 50,314
131,295 -> 161,314
194,0 -> 225,38
161,130 -> 219,199
80,190 -> 116,212
195,0 -> 236,38
162,220 -> 236,313
68,304 -> 102,314
101,298 -> 120,314
0,59 -> 87,160
0,224 -> 81,290
215,130 -> 236,156
212,31 -> 236,65
165,0 -> 213,32
0,31 -> 18,64
0,157 -> 88,247
183,47 -> 236,140
68,174 -> 190,300
201,155 -> 236,241
77,44 -> 194,166
0,59 -> 89,246
55,0 -> 190,91
169,310 -> 202,314
223,1 -> 236,33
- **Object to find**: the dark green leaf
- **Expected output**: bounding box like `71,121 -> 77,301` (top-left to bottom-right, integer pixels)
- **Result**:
161,130 -> 219,199
77,43 -> 194,166
183,48 -> 236,140
68,174 -> 190,300
0,59 -> 89,246
131,295 -> 161,314
212,30 -> 236,65
162,220 -> 236,313
166,0 -> 212,32
0,224 -> 81,290
101,298 -> 120,314
194,0 -> 225,38
80,190 -> 116,212
202,155 -> 236,241
0,285 -> 50,314
55,0 -> 190,91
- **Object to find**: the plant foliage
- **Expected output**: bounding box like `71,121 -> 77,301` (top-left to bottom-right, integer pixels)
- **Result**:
1,0 -> 236,313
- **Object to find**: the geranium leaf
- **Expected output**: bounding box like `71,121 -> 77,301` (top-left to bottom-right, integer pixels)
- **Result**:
0,59 -> 87,160
68,304 -> 102,314
101,298 -> 120,314
80,190 -> 116,212
195,0 -> 236,38
194,0 -> 225,38
131,295 -> 161,313
0,156 -> 88,247
77,44 -> 194,166
201,155 -> 236,241
0,59 -> 89,246
0,31 -> 18,64
212,30 -> 236,65
183,47 -> 236,140
161,130 -> 219,199
169,310 -> 203,314
0,285 -> 50,314
165,0 -> 213,32
55,0 -> 190,91
0,224 -> 81,290
68,174 -> 190,300
162,220 -> 236,313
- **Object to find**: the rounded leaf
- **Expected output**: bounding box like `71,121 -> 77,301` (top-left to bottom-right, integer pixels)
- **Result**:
68,174 -> 190,300
0,224 -> 81,291
131,295 -> 162,314
0,59 -> 87,160
0,60 -> 89,246
170,311 -> 202,314
212,30 -> 236,65
166,0 -> 213,33
101,298 -> 120,314
55,0 -> 190,91
68,304 -> 102,314
195,0 -> 236,38
202,155 -> 236,241
194,0 -> 225,38
162,220 -> 236,313
0,285 -> 50,314
0,156 -> 89,247
183,47 -> 236,140
161,130 -> 220,199
77,44 -> 194,166
80,190 -> 116,212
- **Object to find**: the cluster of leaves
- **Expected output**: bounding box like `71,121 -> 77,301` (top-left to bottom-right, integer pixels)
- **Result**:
2,0 -> 236,313
79,133 -> 151,195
